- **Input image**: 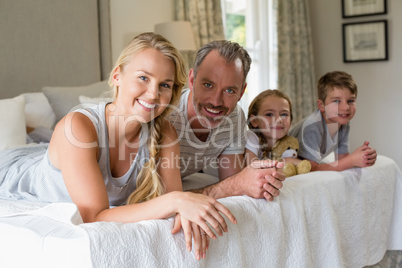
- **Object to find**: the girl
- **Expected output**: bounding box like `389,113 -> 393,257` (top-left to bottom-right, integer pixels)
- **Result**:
0,33 -> 236,260
245,89 -> 296,165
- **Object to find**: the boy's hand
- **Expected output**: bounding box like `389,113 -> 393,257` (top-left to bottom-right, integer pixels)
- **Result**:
361,141 -> 377,166
351,141 -> 377,167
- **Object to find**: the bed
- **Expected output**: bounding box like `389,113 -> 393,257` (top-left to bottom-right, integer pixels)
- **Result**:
0,88 -> 401,267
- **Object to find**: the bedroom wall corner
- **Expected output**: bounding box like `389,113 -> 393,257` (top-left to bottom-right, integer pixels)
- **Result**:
308,0 -> 402,169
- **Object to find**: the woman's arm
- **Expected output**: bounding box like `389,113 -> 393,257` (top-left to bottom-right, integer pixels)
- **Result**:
51,113 -> 234,222
50,114 -> 236,259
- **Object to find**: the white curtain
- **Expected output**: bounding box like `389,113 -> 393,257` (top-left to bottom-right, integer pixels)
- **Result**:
222,0 -> 316,122
241,0 -> 279,110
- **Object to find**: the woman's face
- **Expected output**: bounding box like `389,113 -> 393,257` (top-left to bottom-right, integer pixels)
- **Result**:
251,95 -> 292,143
112,48 -> 175,123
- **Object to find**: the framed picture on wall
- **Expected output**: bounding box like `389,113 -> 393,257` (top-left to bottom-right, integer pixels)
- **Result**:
342,20 -> 388,62
342,0 -> 387,18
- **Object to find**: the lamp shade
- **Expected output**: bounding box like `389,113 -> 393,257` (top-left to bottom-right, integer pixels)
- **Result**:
154,21 -> 196,51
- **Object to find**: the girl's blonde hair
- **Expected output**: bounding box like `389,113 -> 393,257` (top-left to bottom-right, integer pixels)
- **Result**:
108,32 -> 186,204
247,89 -> 293,159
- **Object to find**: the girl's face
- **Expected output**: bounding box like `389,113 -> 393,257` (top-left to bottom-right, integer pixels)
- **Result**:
112,48 -> 175,123
251,95 -> 292,143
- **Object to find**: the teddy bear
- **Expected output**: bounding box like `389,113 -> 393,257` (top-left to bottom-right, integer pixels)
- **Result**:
271,135 -> 311,177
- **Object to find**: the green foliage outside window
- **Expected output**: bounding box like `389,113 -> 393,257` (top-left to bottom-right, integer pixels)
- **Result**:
225,14 -> 245,46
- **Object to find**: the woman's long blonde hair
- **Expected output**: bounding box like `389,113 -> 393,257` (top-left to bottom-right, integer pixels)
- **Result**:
107,32 -> 186,204
247,89 -> 293,159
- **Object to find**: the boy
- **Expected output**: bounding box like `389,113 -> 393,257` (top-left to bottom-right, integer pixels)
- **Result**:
289,71 -> 377,171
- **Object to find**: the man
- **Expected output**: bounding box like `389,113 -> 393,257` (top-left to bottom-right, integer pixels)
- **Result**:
168,40 -> 285,201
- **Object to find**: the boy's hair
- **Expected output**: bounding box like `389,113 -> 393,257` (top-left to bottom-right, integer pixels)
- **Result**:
108,32 -> 187,205
193,40 -> 252,88
317,71 -> 358,102
247,89 -> 293,159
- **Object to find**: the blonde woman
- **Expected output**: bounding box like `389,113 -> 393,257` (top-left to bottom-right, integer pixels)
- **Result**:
0,33 -> 236,260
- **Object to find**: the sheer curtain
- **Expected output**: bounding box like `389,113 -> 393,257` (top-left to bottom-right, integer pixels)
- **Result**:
174,0 -> 225,72
239,0 -> 279,113
277,0 -> 316,122
222,0 -> 316,122
174,0 -> 316,122
174,0 -> 225,47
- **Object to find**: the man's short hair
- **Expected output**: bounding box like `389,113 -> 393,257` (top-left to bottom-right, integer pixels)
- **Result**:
193,40 -> 252,87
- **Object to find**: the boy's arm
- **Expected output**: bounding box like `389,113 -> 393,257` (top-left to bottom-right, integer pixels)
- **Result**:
309,141 -> 377,171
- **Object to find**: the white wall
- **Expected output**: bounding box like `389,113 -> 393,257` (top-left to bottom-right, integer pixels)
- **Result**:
110,1 -> 402,169
110,0 -> 174,63
309,0 -> 402,168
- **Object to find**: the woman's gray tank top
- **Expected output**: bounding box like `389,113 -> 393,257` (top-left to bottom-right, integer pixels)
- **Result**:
0,102 -> 149,206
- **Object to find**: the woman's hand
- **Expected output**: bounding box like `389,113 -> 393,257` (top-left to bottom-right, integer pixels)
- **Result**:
172,214 -> 210,260
174,192 -> 237,237
171,192 -> 236,259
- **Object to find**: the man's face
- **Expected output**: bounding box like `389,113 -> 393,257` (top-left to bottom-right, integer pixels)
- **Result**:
189,50 -> 245,129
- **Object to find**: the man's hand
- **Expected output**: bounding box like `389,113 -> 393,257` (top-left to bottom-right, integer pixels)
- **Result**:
240,159 -> 286,201
189,159 -> 287,201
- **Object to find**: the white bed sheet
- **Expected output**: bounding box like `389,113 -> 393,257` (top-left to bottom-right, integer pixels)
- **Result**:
0,202 -> 91,268
0,155 -> 401,268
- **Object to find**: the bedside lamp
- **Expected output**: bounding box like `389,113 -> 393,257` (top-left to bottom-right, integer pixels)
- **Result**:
154,21 -> 197,51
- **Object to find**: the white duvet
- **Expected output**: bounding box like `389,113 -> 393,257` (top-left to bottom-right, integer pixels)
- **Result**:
0,155 -> 401,268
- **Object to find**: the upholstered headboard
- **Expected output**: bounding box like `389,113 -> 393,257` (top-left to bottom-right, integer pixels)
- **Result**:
0,0 -> 111,99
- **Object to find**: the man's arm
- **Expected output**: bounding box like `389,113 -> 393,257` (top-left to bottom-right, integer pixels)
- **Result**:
189,160 -> 286,201
217,154 -> 244,180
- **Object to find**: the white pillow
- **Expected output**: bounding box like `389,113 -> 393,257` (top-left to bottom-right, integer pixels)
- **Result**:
42,81 -> 110,122
0,95 -> 27,150
78,95 -> 112,105
21,92 -> 57,129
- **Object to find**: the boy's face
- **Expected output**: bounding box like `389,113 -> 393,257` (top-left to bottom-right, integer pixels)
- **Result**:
318,86 -> 356,126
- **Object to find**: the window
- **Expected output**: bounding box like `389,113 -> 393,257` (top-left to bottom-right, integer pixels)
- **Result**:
222,0 -> 278,113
